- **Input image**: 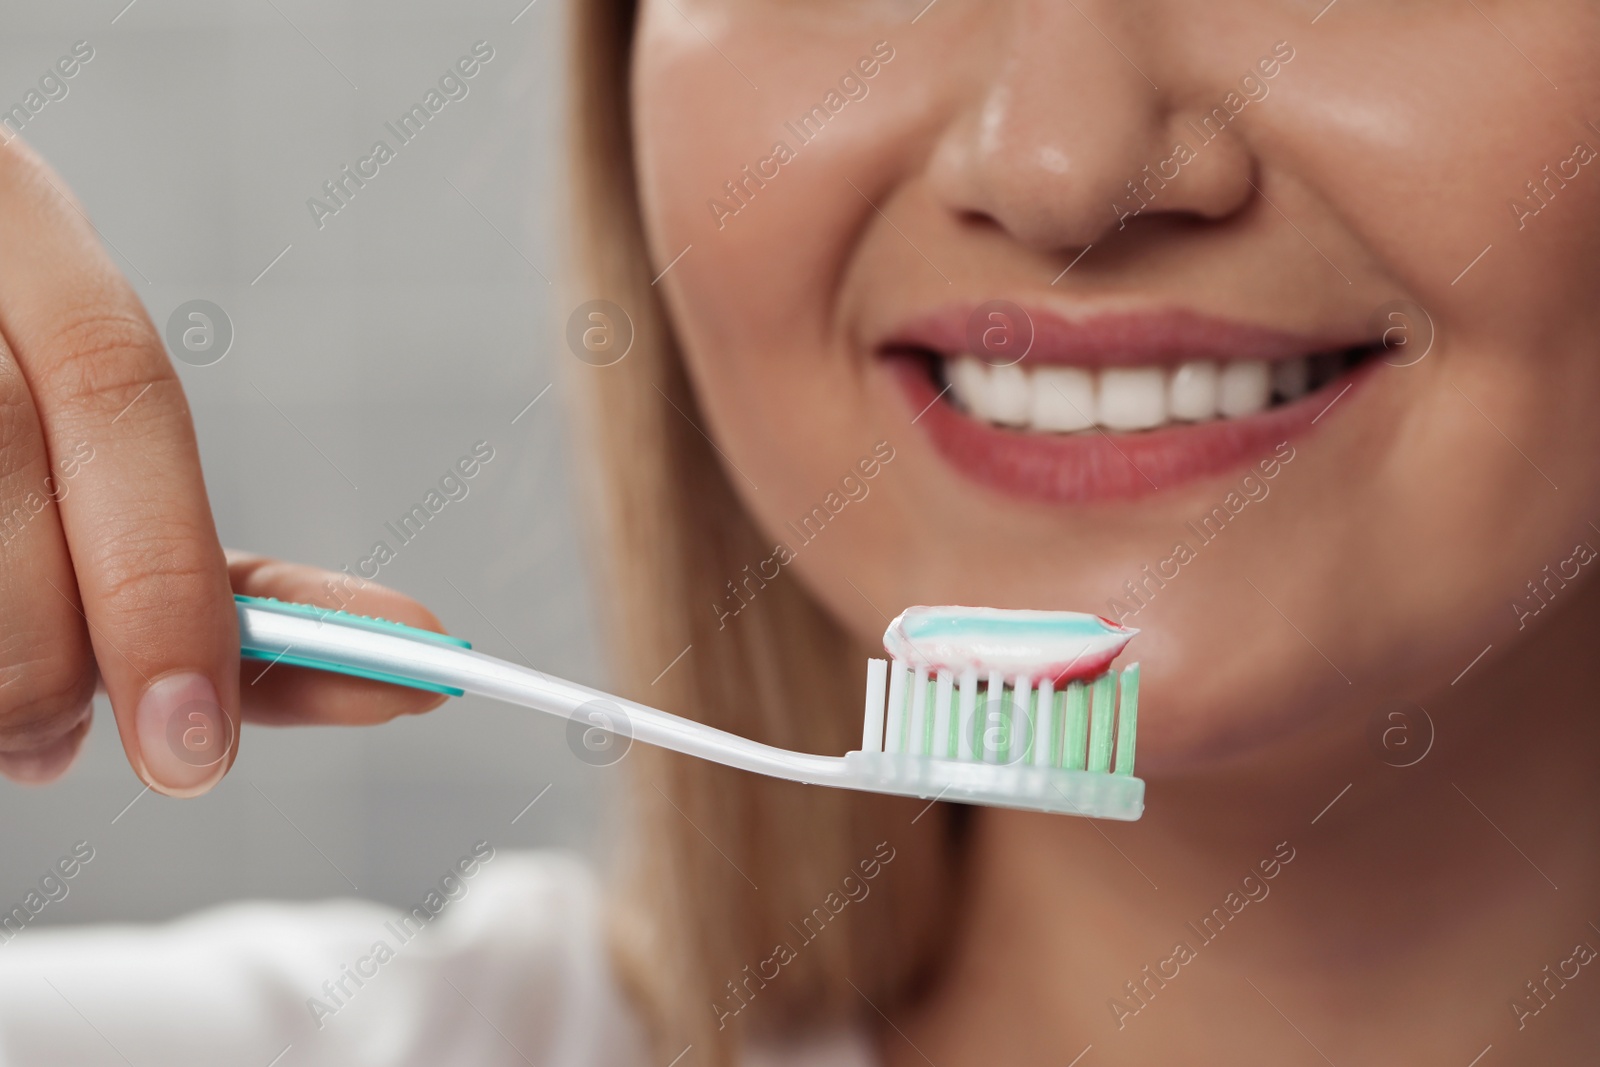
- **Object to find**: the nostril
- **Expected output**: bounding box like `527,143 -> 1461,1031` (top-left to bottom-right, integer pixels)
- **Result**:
955,209 -> 1003,232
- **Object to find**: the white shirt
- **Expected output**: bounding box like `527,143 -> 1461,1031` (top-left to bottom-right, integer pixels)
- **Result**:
0,851 -> 875,1067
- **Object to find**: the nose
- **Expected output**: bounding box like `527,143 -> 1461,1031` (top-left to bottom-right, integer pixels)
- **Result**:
927,0 -> 1258,252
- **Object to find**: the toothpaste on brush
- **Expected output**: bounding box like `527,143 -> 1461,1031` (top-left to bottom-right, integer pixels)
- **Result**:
882,606 -> 1137,686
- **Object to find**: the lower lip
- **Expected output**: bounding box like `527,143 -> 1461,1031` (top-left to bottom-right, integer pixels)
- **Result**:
886,355 -> 1373,504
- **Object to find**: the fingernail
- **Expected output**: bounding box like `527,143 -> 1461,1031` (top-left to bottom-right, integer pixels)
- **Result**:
0,717 -> 90,785
136,673 -> 233,796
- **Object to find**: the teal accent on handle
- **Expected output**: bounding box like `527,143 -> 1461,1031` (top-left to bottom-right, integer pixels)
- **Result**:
236,595 -> 470,648
235,594 -> 470,697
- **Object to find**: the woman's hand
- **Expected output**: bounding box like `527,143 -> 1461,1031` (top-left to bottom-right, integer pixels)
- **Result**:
0,141 -> 447,796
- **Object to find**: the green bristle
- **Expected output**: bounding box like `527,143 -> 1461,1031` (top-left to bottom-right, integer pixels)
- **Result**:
974,681 -> 987,759
938,677 -> 954,759
1114,664 -> 1140,776
1018,685 -> 1035,764
1061,680 -> 1089,770
972,681 -> 985,755
921,673 -> 937,756
1088,673 -> 1116,772
997,685 -> 1013,763
940,688 -> 953,759
1050,687 -> 1067,767
964,680 -> 975,757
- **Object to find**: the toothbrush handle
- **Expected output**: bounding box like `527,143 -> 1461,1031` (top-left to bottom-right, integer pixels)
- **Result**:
236,594 -> 475,695
235,597 -> 1144,819
234,596 -> 848,782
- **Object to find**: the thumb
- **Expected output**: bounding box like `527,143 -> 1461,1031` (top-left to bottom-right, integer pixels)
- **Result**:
227,551 -> 454,726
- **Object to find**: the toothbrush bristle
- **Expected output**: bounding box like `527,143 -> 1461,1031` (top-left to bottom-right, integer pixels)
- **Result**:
852,606 -> 1143,819
861,657 -> 1139,777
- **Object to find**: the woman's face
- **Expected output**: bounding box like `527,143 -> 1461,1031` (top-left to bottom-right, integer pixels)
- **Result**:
631,0 -> 1600,773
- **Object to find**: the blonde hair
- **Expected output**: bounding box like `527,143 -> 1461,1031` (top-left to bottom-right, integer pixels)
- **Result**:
567,1 -> 960,1062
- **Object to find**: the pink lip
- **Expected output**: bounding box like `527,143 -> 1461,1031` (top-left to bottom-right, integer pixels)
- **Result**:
880,305 -> 1369,368
877,305 -> 1380,505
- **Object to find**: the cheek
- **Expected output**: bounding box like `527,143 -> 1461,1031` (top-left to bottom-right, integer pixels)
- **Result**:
1277,12 -> 1600,544
633,9 -> 911,524
1275,10 -> 1600,358
1154,11 -> 1600,757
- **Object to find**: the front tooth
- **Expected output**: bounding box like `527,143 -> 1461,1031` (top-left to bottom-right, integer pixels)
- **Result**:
948,357 -> 993,419
1097,367 -> 1167,431
1030,366 -> 1096,432
1272,357 -> 1309,402
987,362 -> 1031,426
1168,360 -> 1218,421
1217,360 -> 1270,417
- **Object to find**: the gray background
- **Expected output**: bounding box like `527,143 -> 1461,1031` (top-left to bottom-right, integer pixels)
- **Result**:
0,0 -> 622,922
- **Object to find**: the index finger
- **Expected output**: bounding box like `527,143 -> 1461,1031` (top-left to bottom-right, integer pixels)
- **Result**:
0,141 -> 239,796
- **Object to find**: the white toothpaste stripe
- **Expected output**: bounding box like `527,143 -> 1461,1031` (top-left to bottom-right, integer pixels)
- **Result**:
883,606 -> 1137,682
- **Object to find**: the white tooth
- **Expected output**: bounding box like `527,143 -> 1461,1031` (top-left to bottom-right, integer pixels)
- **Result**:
948,357 -> 993,420
1168,360 -> 1219,421
1029,366 -> 1096,432
1217,360 -> 1271,417
1097,366 -> 1167,431
987,362 -> 1031,426
1272,357 -> 1309,401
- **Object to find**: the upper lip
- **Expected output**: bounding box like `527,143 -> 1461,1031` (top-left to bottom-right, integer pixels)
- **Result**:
877,305 -> 1376,369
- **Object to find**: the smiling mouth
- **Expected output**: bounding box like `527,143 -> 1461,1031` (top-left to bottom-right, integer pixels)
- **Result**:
924,344 -> 1379,434
879,306 -> 1386,503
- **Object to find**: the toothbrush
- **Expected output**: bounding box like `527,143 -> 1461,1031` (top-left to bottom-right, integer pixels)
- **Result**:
236,596 -> 1145,821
